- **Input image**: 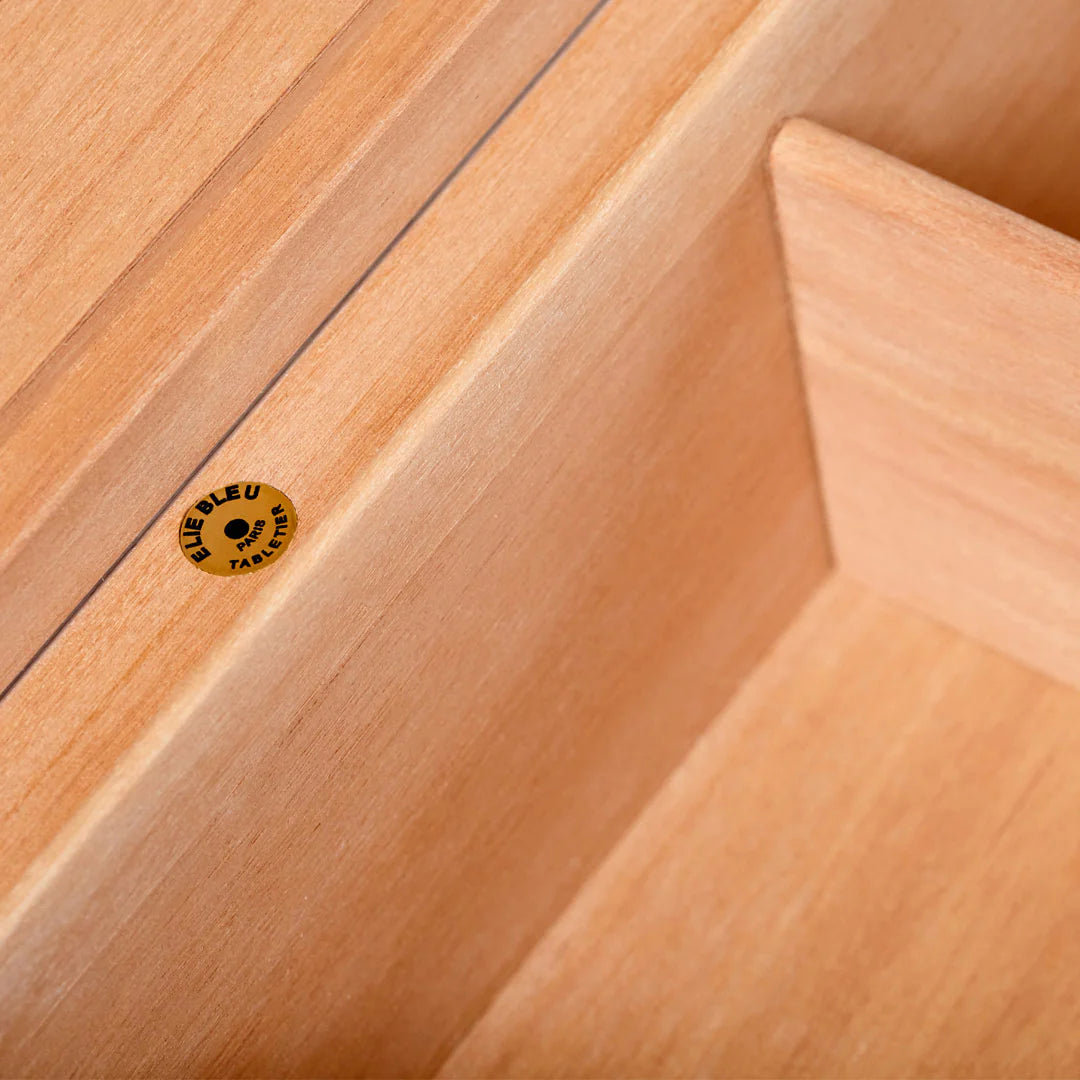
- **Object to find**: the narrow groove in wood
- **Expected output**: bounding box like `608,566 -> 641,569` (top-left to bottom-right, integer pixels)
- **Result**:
0,0 -> 613,709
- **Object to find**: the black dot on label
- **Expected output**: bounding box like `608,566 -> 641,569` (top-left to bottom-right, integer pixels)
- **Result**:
224,518 -> 250,540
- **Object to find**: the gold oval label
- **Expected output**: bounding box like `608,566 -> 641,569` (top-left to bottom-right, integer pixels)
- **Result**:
178,482 -> 297,576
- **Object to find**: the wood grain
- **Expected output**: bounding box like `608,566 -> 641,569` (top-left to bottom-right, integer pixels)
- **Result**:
446,575 -> 1080,1077
772,119 -> 1080,689
0,0 -> 828,1073
12,0 -> 1080,1073
0,0 -> 598,690
0,0 -> 359,407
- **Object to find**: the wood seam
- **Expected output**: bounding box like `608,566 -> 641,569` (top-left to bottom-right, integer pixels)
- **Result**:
0,0 -> 613,707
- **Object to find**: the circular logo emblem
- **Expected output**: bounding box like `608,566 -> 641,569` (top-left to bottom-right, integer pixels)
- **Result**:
178,482 -> 297,576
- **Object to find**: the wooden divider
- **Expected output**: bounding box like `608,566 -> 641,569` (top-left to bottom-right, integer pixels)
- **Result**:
773,119 -> 1080,688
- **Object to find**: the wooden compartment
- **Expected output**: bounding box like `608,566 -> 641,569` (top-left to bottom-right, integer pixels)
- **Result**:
5,2 -> 1080,1076
446,123 -> 1080,1076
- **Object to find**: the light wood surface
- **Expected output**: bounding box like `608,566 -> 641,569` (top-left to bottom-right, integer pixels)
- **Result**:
446,575 -> 1080,1077
10,0 -> 1080,1074
0,0 -> 597,690
0,0 -> 359,407
0,197 -> 825,1077
773,119 -> 1080,689
0,0 -> 828,1072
